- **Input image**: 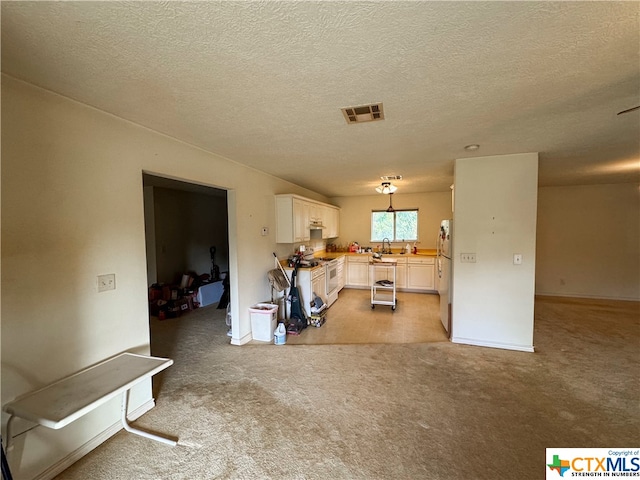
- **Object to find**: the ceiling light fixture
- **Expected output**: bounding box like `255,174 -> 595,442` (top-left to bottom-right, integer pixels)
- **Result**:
386,192 -> 395,213
375,181 -> 398,194
464,144 -> 480,151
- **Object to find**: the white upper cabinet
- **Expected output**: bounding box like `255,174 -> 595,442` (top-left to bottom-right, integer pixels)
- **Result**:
276,195 -> 309,243
293,197 -> 310,243
308,202 -> 322,224
275,194 -> 340,243
324,206 -> 340,239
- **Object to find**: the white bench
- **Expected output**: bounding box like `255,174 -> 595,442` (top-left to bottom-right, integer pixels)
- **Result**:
3,352 -> 177,454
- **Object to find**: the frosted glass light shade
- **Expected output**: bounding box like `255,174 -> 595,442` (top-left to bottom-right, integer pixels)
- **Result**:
375,182 -> 397,194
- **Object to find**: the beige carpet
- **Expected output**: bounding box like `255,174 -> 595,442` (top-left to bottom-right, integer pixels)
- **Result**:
54,295 -> 639,479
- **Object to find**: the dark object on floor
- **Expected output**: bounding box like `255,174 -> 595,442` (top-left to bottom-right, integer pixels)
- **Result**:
217,274 -> 230,309
2,437 -> 13,480
210,246 -> 220,282
286,323 -> 302,335
287,254 -> 307,332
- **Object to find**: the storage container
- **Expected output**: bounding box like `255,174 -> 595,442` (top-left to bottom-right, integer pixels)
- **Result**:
197,281 -> 224,307
274,323 -> 286,345
249,303 -> 278,342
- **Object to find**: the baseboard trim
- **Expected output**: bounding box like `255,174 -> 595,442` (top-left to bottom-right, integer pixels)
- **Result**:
535,292 -> 640,302
452,337 -> 535,353
32,398 -> 155,480
344,286 -> 438,294
230,331 -> 253,345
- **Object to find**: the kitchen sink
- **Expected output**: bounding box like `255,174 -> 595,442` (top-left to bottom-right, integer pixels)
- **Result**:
372,253 -> 398,262
379,257 -> 398,262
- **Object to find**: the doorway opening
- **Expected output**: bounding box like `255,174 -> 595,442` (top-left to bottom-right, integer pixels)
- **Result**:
142,173 -> 230,357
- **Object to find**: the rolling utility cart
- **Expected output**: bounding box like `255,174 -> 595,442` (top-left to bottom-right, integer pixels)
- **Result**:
370,260 -> 397,310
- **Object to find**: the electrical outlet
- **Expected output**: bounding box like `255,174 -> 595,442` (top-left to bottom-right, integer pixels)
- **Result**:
513,254 -> 523,265
461,253 -> 476,263
98,274 -> 116,292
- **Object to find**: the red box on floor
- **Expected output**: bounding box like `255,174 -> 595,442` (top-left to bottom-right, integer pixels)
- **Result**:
175,298 -> 191,312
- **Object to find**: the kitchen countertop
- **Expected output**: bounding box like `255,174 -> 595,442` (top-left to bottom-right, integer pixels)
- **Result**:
279,249 -> 437,270
318,249 -> 437,259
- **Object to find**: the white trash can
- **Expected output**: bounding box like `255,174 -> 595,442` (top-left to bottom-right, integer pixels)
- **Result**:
249,303 -> 278,342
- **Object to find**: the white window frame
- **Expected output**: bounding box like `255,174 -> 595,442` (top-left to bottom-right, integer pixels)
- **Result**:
371,208 -> 419,243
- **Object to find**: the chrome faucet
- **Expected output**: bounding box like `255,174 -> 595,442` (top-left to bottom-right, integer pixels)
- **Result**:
382,238 -> 391,254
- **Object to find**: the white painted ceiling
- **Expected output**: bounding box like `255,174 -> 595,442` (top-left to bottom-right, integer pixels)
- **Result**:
2,1 -> 639,197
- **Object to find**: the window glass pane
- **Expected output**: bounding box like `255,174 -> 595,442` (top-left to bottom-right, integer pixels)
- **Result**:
395,210 -> 418,241
371,211 -> 394,241
371,209 -> 419,242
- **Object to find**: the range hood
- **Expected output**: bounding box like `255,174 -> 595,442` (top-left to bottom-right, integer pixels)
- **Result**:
310,220 -> 326,230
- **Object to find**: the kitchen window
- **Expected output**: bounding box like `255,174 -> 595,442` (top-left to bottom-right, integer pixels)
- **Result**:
371,209 -> 418,242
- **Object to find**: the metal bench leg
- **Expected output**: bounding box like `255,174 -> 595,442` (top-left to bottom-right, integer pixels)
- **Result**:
3,417 -> 15,455
1,435 -> 13,480
121,390 -> 177,446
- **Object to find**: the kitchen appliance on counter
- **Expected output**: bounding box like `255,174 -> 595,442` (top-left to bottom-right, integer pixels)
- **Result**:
288,248 -> 318,268
437,219 -> 453,336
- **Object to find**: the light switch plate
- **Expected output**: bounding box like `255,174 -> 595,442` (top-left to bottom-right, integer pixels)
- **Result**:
461,253 -> 476,263
98,274 -> 116,292
513,254 -> 523,265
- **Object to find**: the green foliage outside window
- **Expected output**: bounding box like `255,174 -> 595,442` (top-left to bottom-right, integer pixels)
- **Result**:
371,209 -> 418,242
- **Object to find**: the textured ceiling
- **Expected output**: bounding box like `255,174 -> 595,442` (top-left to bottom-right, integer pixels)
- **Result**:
2,1 -> 639,197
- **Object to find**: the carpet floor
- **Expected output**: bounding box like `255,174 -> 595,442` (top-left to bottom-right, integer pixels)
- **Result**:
54,295 -> 639,480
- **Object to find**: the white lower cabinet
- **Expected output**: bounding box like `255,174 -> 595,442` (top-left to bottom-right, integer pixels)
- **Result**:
311,267 -> 327,305
286,266 -> 326,317
346,256 -> 370,287
344,255 -> 435,291
396,262 -> 407,289
407,257 -> 435,290
337,256 -> 346,291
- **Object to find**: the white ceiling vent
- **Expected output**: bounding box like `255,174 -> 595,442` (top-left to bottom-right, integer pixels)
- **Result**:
341,103 -> 384,124
381,175 -> 402,181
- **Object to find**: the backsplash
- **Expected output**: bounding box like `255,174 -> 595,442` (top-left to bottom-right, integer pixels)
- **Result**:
295,239 -> 326,255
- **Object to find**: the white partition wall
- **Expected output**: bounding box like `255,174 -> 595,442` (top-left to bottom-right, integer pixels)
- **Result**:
452,153 -> 538,352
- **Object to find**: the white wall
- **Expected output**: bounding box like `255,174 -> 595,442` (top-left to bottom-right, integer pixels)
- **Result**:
143,186 -> 158,285
332,192 -> 452,251
152,187 -> 228,284
536,183 -> 640,300
1,75 -> 327,479
452,153 -> 538,352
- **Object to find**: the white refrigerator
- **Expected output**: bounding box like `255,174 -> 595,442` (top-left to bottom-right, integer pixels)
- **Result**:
436,219 -> 452,335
